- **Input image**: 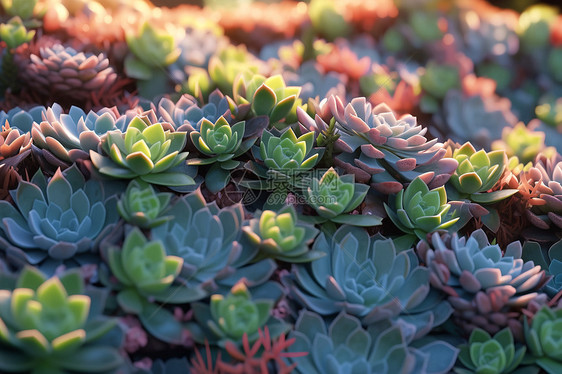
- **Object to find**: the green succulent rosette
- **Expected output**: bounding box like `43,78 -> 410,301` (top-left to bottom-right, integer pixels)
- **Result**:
90,115 -> 194,187
524,306 -> 562,374
303,167 -> 383,226
103,228 -> 192,344
455,328 -> 527,374
188,116 -> 256,192
234,74 -> 301,127
0,17 -> 35,50
384,177 -> 459,245
0,267 -> 123,373
243,205 -> 322,263
189,281 -> 290,347
116,179 -> 173,229
448,142 -> 518,204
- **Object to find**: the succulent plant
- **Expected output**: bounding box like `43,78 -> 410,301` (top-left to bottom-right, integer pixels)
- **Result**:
535,95 -> 562,128
517,4 -> 558,52
491,123 -> 556,165
124,21 -> 180,97
151,189 -> 276,300
448,142 -> 518,204
89,114 -> 194,187
155,91 -> 235,132
524,306 -> 562,373
436,90 -> 518,150
234,74 -> 300,128
31,104 -> 129,167
522,239 -> 562,299
286,311 -> 458,374
283,61 -> 347,102
0,105 -> 48,134
308,0 -> 351,41
18,43 -> 118,104
0,266 -> 124,373
188,116 -> 256,192
116,179 -> 173,229
0,17 -> 35,50
416,229 -> 550,338
283,225 -> 452,337
244,127 -> 322,192
384,177 -> 460,245
103,227 -> 190,344
322,96 -> 457,194
208,45 -> 262,96
243,205 -> 322,263
420,62 -> 460,105
189,281 -> 290,347
0,165 -> 118,274
0,122 -> 31,162
302,167 -> 382,226
0,0 -> 38,20
455,328 -> 527,374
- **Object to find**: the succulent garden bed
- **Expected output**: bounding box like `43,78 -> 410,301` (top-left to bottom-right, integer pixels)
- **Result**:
0,0 -> 562,373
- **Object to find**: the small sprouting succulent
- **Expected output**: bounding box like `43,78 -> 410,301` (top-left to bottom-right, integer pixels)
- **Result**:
89,115 -> 194,187
0,165 -> 118,273
0,122 -> 31,162
234,74 -> 300,128
151,189 -> 275,300
243,205 -> 322,263
189,281 -> 290,347
384,177 -> 460,245
416,229 -> 550,338
103,227 -> 189,343
0,266 -> 124,373
287,311 -> 459,374
283,225 -> 452,337
0,17 -> 35,49
18,44 -> 118,104
323,96 -> 457,194
522,239 -> 562,299
524,306 -> 562,373
188,116 -> 257,192
155,91 -> 235,132
116,179 -> 173,229
455,328 -> 527,374
302,167 -> 382,226
491,122 -> 555,165
31,104 -> 129,167
448,142 -> 518,204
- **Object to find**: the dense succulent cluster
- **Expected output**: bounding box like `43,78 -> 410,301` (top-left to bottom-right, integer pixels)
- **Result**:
0,0 -> 561,373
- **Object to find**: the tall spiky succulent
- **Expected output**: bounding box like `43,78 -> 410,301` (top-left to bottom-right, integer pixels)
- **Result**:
103,227 -> 188,344
302,167 -> 382,226
0,165 -> 118,274
287,311 -> 458,374
151,189 -> 276,301
455,328 -> 527,374
189,281 -> 289,347
89,115 -> 194,188
283,225 -> 452,338
31,104 -> 129,168
243,205 -> 322,263
18,44 -> 118,104
0,267 -> 124,373
416,229 -> 550,338
188,116 -> 257,192
384,177 -> 460,246
320,96 -> 457,194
